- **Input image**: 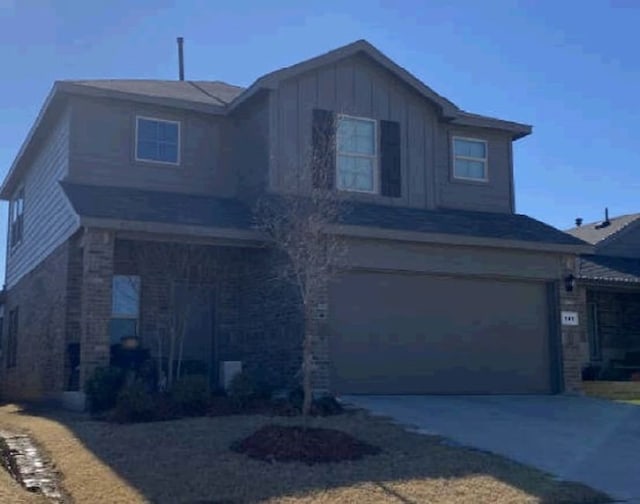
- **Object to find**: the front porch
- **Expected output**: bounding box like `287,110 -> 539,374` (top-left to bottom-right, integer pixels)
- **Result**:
68,228 -> 304,395
581,286 -> 640,383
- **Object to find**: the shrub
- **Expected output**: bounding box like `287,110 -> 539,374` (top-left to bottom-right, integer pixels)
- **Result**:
287,387 -> 304,412
85,367 -> 126,413
228,370 -> 257,407
112,381 -> 156,423
311,395 -> 344,416
170,375 -> 210,416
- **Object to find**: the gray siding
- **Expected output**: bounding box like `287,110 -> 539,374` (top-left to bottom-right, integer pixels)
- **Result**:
597,223 -> 640,258
269,54 -> 438,208
231,92 -> 270,200
268,53 -> 515,213
343,237 -> 564,280
6,107 -> 79,288
68,96 -> 235,197
436,125 -> 514,213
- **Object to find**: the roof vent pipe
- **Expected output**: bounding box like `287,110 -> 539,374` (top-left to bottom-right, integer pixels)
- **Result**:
605,207 -> 610,224
575,217 -> 583,227
177,37 -> 185,81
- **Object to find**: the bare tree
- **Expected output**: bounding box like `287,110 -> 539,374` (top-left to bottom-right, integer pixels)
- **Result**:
255,113 -> 348,418
130,242 -> 219,389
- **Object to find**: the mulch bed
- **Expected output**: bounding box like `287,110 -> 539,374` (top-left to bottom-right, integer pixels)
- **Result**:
230,424 -> 381,464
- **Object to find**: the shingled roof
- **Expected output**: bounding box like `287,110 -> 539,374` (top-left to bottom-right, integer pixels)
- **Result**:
64,79 -> 245,106
578,255 -> 640,284
61,182 -> 588,250
61,182 -> 254,230
566,213 -> 640,245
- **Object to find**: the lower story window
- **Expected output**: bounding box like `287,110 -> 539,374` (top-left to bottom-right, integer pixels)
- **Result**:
111,275 -> 140,345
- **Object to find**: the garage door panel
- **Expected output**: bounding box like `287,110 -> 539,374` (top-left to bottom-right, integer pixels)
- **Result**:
329,272 -> 552,394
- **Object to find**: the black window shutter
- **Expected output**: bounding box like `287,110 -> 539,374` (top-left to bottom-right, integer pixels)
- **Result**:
312,109 -> 336,190
380,120 -> 402,197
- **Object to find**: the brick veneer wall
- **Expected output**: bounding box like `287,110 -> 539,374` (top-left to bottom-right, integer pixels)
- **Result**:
1,240 -> 70,400
114,240 -> 304,391
560,282 -> 589,393
79,229 -> 115,388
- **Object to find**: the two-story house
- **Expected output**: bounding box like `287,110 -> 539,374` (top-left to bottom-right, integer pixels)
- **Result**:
0,40 -> 590,403
567,212 -> 640,380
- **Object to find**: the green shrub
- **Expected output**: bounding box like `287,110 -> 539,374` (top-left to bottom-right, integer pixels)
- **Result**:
170,375 -> 210,416
228,370 -> 257,407
112,381 -> 155,423
85,367 -> 126,413
311,395 -> 344,416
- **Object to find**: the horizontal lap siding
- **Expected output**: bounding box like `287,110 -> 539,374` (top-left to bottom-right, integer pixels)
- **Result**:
68,96 -> 235,197
6,107 -> 78,288
436,126 -> 514,213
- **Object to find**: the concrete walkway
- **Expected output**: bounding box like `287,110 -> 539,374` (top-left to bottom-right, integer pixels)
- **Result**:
345,395 -> 640,502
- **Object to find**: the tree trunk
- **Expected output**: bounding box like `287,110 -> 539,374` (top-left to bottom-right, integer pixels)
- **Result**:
302,306 -> 314,420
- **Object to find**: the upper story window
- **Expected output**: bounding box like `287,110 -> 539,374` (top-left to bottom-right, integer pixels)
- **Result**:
453,137 -> 488,181
10,188 -> 24,249
336,115 -> 377,193
135,117 -> 180,165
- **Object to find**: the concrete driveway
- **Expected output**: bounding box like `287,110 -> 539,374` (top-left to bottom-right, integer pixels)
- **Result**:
345,395 -> 640,502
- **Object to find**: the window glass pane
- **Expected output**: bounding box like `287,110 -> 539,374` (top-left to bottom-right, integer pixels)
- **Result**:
454,139 -> 486,158
158,142 -> 178,163
137,140 -> 157,160
337,155 -> 374,191
338,118 -> 374,154
112,275 -> 140,317
109,319 -> 137,345
158,121 -> 178,142
455,159 -> 486,179
137,119 -> 158,141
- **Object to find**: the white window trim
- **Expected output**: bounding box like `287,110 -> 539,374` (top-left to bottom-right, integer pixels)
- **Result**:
336,114 -> 378,194
135,116 -> 181,166
10,186 -> 24,250
112,275 -> 141,319
452,136 -> 488,182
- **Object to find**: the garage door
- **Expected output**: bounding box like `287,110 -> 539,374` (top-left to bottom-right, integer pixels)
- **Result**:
329,272 -> 554,394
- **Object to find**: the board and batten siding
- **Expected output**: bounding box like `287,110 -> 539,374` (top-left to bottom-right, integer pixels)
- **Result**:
269,54 -> 439,208
68,96 -> 235,197
268,53 -> 516,213
5,106 -> 79,288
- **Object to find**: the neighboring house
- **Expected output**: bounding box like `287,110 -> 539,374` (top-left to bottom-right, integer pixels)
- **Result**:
0,39 -> 590,403
566,212 -> 640,377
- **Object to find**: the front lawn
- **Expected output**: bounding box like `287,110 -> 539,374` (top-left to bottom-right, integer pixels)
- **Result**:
0,404 -> 611,503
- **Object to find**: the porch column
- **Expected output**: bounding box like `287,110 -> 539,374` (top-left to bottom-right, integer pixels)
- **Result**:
559,259 -> 589,393
79,228 -> 115,388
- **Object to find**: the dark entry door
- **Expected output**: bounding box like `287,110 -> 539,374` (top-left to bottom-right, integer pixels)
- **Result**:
174,283 -> 215,385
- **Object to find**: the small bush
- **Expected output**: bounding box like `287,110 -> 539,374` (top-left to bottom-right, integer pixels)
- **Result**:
287,387 -> 304,412
170,375 -> 210,416
311,395 -> 344,416
228,370 -> 257,407
112,381 -> 155,423
85,367 -> 126,413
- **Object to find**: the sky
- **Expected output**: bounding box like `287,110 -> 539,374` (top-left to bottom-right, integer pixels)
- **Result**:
0,0 -> 639,283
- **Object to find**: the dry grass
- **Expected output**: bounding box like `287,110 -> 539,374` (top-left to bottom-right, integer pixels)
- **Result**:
0,404 -> 611,504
